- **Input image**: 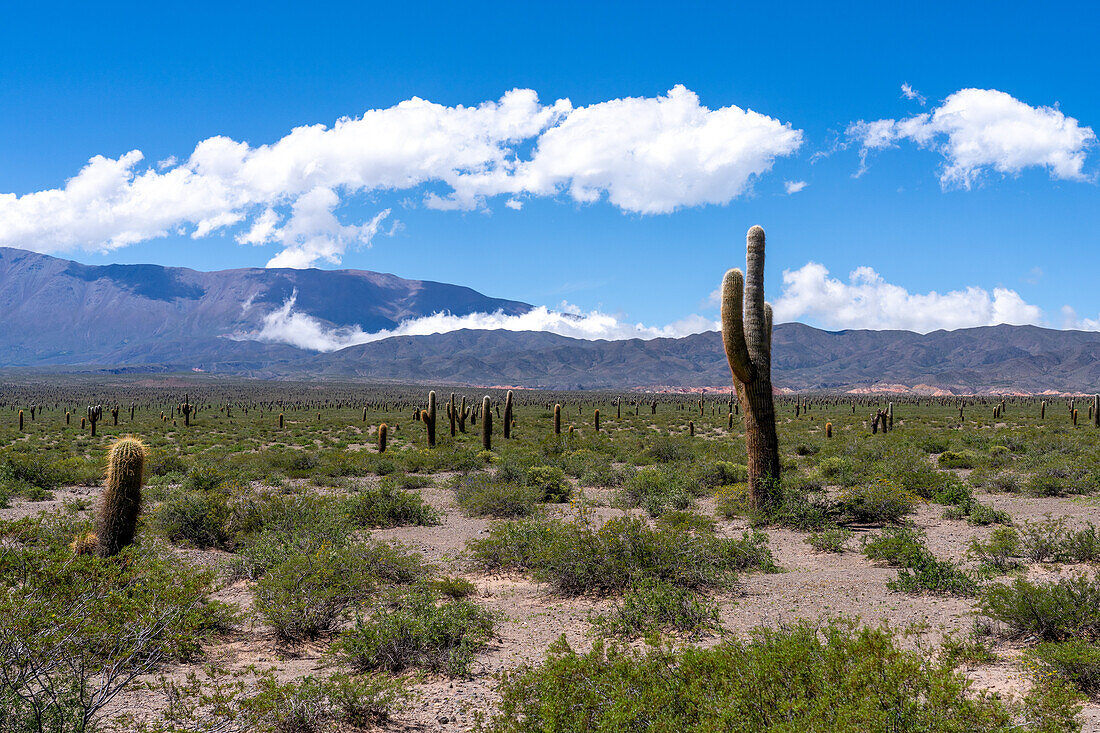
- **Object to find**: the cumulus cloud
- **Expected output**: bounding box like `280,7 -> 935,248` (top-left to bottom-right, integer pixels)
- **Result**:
0,86 -> 801,265
848,88 -> 1095,187
772,262 -> 1043,332
784,180 -> 808,194
241,291 -> 717,352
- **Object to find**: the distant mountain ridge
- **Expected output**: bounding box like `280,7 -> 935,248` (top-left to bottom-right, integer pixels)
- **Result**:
0,247 -> 531,367
2,247 -> 1099,393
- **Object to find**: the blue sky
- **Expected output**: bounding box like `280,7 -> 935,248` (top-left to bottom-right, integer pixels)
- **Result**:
2,0 -> 1098,342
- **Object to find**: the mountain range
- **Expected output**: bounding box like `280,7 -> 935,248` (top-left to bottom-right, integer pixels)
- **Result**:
2,247 -> 1099,394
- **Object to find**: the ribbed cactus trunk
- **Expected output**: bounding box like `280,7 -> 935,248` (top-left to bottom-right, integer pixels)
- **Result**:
1094,395 -> 1099,428
721,226 -> 781,512
481,396 -> 492,451
449,393 -> 457,437
553,403 -> 561,434
378,423 -> 388,453
96,437 -> 146,557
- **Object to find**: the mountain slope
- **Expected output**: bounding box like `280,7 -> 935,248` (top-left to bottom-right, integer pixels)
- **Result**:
0,247 -> 531,366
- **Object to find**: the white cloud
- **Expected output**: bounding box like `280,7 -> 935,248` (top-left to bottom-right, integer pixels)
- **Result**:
241,292 -> 717,352
784,180 -> 808,194
900,83 -> 926,106
0,86 -> 801,265
848,88 -> 1095,188
772,262 -> 1043,332
1061,305 -> 1100,331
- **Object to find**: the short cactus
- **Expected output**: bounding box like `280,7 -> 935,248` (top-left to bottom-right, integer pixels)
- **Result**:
95,437 -> 147,558
554,403 -> 561,434
378,423 -> 388,453
594,409 -> 600,432
826,422 -> 833,438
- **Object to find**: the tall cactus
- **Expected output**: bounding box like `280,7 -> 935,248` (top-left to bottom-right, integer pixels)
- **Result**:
721,225 -> 781,511
481,396 -> 492,451
503,390 -> 514,439
96,437 -> 146,557
553,403 -> 561,434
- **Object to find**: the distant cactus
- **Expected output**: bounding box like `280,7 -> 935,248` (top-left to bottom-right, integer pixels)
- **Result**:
688,420 -> 694,436
181,394 -> 193,427
594,409 -> 600,432
1094,395 -> 1099,428
18,409 -> 23,431
95,437 -> 146,558
1073,409 -> 1079,427
481,396 -> 492,451
65,411 -> 70,425
87,405 -> 102,436
721,226 -> 781,511
503,391 -> 514,439
279,413 -> 284,428
458,396 -> 468,433
449,393 -> 457,437
111,405 -> 120,426
423,391 -> 437,447
554,403 -> 561,434
378,423 -> 388,453
728,412 -> 734,430
826,422 -> 833,438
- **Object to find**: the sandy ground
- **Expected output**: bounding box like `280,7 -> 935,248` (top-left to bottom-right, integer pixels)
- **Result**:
5,481 -> 1100,731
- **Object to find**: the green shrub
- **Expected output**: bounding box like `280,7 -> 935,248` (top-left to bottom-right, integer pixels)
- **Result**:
469,515 -> 776,596
968,527 -> 1021,572
750,476 -> 834,531
1027,469 -> 1071,497
592,577 -> 720,638
891,555 -> 979,597
134,667 -> 409,733
332,587 -> 495,676
152,488 -> 234,549
1018,516 -> 1069,563
981,575 -> 1100,641
619,466 -> 693,517
938,450 -> 979,469
526,465 -> 570,502
0,515 -> 231,733
656,510 -> 717,534
344,482 -> 440,527
184,463 -> 227,492
839,479 -> 915,524
807,526 -> 852,553
452,473 -> 540,518
862,526 -> 929,567
481,622 -> 1079,732
253,541 -> 426,642
1029,640 -> 1100,698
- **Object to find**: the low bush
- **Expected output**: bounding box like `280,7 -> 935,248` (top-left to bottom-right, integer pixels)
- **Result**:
344,482 -> 440,527
862,526 -> 979,596
134,667 -> 409,733
618,466 -> 694,517
1029,640 -> 1100,699
938,450 -> 980,469
981,574 -> 1100,641
807,526 -> 852,553
592,577 -> 720,639
469,515 -> 776,596
151,488 -> 235,549
968,527 -> 1022,572
839,479 -> 915,524
452,473 -> 541,518
481,621 -> 1081,732
332,587 -> 496,676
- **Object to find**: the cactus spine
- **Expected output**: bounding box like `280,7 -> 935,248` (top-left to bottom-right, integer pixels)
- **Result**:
378,423 -> 388,453
95,437 -> 146,557
721,225 -> 781,512
481,396 -> 492,451
554,403 -> 561,434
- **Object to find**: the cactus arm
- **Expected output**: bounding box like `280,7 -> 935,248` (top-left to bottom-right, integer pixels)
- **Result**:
764,302 -> 773,361
720,268 -> 753,384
